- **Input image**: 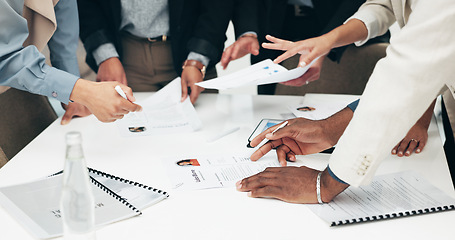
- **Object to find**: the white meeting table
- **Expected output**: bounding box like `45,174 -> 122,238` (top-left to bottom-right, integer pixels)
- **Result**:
0,93 -> 454,240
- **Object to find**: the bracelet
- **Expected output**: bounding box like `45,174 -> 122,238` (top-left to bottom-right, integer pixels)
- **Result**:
239,33 -> 257,39
182,60 -> 206,78
316,171 -> 323,204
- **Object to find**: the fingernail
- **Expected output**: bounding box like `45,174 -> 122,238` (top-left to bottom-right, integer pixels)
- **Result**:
265,133 -> 273,139
299,61 -> 307,67
392,149 -> 396,154
61,120 -> 68,125
398,151 -> 403,156
289,156 -> 295,161
235,181 -> 242,189
247,192 -> 252,197
405,151 -> 410,155
416,149 -> 421,153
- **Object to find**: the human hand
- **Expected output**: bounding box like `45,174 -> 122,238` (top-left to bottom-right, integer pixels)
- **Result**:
280,56 -> 325,86
96,57 -> 127,85
250,119 -> 333,166
181,66 -> 204,103
392,119 -> 429,157
60,102 -> 92,125
236,167 -> 348,204
70,79 -> 142,123
392,125 -> 428,157
250,108 -> 353,166
392,100 -> 434,157
220,35 -> 259,69
262,35 -> 333,68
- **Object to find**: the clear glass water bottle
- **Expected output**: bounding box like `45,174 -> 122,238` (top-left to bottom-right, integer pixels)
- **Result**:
60,132 -> 96,240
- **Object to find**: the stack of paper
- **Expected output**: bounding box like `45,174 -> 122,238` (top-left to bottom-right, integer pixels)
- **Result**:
307,171 -> 455,226
116,78 -> 202,137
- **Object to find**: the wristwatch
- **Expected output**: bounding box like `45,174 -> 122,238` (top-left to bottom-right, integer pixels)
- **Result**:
182,60 -> 206,78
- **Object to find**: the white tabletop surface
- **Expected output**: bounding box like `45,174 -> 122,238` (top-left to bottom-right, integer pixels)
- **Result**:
0,93 -> 454,240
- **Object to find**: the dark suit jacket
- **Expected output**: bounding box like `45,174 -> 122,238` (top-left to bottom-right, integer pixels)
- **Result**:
252,0 -> 389,94
252,0 -> 370,64
77,0 -> 236,74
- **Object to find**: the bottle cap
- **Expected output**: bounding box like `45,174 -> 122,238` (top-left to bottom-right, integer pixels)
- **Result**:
66,131 -> 82,146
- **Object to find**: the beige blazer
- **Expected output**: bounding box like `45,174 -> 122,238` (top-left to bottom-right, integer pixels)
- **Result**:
0,0 -> 59,94
330,0 -> 455,186
352,0 -> 455,101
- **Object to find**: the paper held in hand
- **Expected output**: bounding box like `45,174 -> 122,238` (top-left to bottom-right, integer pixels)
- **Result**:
115,78 -> 202,137
196,58 -> 319,90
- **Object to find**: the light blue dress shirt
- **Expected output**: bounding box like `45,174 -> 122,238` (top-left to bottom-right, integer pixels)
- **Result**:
0,0 -> 79,104
93,0 -> 210,67
49,0 -> 81,77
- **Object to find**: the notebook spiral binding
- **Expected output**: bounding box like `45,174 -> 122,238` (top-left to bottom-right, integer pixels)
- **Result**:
89,176 -> 142,216
88,168 -> 170,198
48,169 -> 144,215
330,204 -> 455,226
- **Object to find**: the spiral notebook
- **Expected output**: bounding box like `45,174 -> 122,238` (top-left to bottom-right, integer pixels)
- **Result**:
307,171 -> 455,226
0,168 -> 168,239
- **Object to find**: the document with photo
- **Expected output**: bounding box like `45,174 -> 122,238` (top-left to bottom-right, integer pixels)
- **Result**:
196,58 -> 318,90
288,93 -> 360,120
116,78 -> 202,137
163,153 -> 281,191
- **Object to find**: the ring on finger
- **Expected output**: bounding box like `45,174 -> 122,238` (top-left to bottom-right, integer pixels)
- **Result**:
410,139 -> 419,143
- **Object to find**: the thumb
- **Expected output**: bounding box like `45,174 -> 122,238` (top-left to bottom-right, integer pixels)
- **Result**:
298,52 -> 320,68
181,77 -> 188,102
265,126 -> 291,141
221,46 -> 233,69
250,42 -> 260,56
61,108 -> 75,125
119,85 -> 136,102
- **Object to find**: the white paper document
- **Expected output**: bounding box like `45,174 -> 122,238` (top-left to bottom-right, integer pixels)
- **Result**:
116,78 -> 202,137
88,170 -> 168,211
288,93 -> 360,120
163,153 -> 281,190
307,171 -> 455,226
0,174 -> 139,239
196,58 -> 318,90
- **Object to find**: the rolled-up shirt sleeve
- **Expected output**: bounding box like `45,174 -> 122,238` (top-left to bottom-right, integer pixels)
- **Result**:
0,0 -> 79,104
345,0 -> 396,46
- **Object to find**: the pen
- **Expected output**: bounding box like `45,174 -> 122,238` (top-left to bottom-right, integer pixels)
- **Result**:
254,121 -> 288,149
115,85 -> 140,119
207,126 -> 240,143
115,85 -> 128,100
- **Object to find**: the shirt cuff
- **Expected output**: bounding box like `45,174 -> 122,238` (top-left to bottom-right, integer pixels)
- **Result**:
238,31 -> 258,39
344,16 -> 375,47
187,52 -> 210,67
43,66 -> 79,104
327,165 -> 349,185
347,99 -> 360,112
93,43 -> 119,66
